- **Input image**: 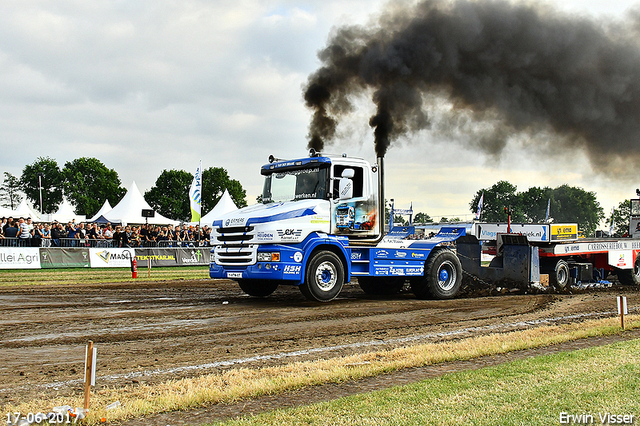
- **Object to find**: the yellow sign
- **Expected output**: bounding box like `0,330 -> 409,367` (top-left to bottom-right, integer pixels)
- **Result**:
551,224 -> 578,240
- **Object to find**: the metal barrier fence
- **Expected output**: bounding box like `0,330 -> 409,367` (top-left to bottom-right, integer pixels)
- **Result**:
0,238 -> 211,248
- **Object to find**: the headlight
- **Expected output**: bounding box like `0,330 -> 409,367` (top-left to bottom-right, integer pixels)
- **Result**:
257,252 -> 280,262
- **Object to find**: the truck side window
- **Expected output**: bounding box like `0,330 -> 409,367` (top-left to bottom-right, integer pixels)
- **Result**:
333,165 -> 363,198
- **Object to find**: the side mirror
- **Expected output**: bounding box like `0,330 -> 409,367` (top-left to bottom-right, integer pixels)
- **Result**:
338,169 -> 354,200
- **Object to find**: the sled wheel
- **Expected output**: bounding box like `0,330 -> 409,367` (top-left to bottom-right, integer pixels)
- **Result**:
550,260 -> 570,289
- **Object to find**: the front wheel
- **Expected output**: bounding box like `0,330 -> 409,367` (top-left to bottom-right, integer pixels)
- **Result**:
299,251 -> 345,302
237,279 -> 279,297
411,249 -> 462,300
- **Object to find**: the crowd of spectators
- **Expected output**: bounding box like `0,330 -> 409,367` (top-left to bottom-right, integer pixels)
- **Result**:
0,217 -> 211,248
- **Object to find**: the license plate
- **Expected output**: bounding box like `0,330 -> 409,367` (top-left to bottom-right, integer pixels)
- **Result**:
227,272 -> 243,279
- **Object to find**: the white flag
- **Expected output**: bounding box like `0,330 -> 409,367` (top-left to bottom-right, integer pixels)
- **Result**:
609,207 -> 615,236
475,193 -> 484,220
544,198 -> 551,222
189,160 -> 202,222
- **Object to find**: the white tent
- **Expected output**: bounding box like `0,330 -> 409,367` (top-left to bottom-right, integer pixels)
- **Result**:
51,198 -> 87,223
89,200 -> 113,222
12,199 -> 41,221
198,189 -> 238,227
0,206 -> 14,217
104,181 -> 179,225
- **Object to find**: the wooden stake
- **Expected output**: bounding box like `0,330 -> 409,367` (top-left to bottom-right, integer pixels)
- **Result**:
148,258 -> 151,277
84,341 -> 94,410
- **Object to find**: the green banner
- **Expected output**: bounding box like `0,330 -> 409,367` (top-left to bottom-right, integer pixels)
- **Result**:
40,248 -> 90,269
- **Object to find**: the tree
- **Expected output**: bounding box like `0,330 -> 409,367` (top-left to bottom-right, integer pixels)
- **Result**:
520,186 -> 554,223
470,181 -> 604,236
0,172 -> 23,210
469,181 -> 523,222
609,199 -> 630,237
413,212 -> 433,224
145,170 -> 193,221
202,167 -> 247,211
62,157 -> 126,217
20,157 -> 64,213
551,185 -> 603,237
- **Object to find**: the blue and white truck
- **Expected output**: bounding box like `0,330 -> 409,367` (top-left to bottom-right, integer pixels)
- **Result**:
209,150 -> 468,301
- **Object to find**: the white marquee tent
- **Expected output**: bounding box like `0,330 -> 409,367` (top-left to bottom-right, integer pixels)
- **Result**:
197,189 -> 239,227
89,200 -> 112,222
0,206 -> 14,217
51,198 -> 86,223
104,181 -> 179,225
12,199 -> 41,221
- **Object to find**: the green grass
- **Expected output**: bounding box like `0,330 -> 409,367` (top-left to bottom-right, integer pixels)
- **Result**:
213,338 -> 640,426
0,266 -> 210,286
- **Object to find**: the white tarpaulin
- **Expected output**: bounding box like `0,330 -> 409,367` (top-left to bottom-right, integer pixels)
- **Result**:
104,181 -> 179,225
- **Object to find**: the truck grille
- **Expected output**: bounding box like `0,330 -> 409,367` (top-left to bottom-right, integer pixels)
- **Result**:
214,244 -> 257,266
212,226 -> 257,266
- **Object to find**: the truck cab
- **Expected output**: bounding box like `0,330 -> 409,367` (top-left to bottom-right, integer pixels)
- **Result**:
209,150 -> 465,302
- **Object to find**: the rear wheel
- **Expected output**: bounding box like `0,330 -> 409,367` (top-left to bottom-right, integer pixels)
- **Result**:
616,257 -> 640,286
237,279 -> 279,297
299,251 -> 345,302
358,276 -> 405,295
411,249 -> 462,300
550,260 -> 570,289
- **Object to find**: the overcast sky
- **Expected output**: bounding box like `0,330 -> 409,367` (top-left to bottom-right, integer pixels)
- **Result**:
1,0 -> 639,226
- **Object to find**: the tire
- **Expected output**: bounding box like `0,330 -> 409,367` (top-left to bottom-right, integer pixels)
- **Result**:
616,257 -> 640,286
550,260 -> 570,289
299,251 -> 345,302
237,279 -> 279,297
411,249 -> 462,300
358,276 -> 405,295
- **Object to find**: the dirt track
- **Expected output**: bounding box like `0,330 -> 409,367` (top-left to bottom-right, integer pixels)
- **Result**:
1,278 -> 638,413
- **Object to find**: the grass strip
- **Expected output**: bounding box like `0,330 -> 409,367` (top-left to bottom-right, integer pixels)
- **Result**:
3,315 -> 639,424
0,266 -> 209,286
216,338 -> 640,426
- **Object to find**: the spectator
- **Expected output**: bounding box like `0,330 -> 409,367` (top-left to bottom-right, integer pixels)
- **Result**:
87,223 -> 100,242
41,224 -> 52,247
76,223 -> 87,247
17,218 -> 32,245
32,223 -> 43,247
113,225 -> 122,247
66,222 -> 78,247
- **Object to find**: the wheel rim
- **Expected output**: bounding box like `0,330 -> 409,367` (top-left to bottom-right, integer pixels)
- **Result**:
315,261 -> 337,292
437,260 -> 456,291
558,267 -> 567,285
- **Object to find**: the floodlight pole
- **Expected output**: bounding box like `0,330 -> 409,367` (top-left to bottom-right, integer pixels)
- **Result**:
37,173 -> 43,214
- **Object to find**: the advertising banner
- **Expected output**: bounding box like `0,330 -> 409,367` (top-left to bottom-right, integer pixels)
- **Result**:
474,223 -> 550,242
134,249 -> 180,267
551,224 -> 578,240
0,248 -> 41,269
40,248 -> 90,269
175,247 -> 211,266
89,248 -> 135,268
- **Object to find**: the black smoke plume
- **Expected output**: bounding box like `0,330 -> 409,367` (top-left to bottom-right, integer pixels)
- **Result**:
304,0 -> 640,168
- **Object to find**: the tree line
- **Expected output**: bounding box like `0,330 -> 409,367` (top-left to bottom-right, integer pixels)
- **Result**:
0,157 -> 247,222
0,160 -> 631,235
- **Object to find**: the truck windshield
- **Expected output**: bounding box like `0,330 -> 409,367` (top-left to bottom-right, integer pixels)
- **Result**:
262,167 -> 328,203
